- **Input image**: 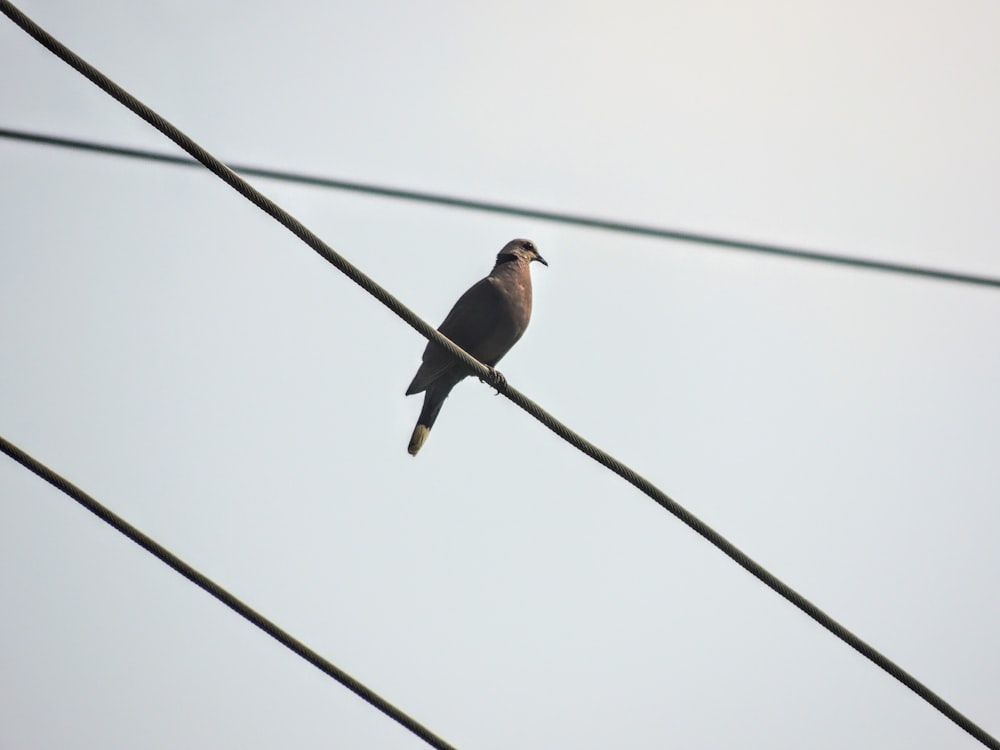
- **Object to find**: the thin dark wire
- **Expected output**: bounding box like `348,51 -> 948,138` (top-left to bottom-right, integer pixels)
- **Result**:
2,4 -> 997,748
0,435 -> 461,750
1,125 -> 998,290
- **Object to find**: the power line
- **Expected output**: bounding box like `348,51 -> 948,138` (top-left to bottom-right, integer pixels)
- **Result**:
1,124 -> 998,291
2,3 -> 997,748
0,435 -> 461,750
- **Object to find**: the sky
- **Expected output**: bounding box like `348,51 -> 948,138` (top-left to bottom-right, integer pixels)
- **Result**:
2,1 -> 999,748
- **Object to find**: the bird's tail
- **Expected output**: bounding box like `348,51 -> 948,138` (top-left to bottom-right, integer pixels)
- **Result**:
408,424 -> 430,455
407,382 -> 452,456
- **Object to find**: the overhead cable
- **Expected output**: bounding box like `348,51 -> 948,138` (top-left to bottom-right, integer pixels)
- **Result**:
2,4 -> 997,748
0,435 -> 461,750
1,125 -> 998,290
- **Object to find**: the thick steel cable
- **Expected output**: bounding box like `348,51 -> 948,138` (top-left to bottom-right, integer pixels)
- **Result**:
0,435 -> 460,750
1,125 -> 999,290
2,3 -> 996,748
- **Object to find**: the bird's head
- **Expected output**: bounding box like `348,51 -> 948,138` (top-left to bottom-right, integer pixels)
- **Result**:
496,238 -> 548,267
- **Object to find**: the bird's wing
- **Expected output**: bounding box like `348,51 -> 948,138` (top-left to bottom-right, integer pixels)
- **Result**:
405,277 -> 503,394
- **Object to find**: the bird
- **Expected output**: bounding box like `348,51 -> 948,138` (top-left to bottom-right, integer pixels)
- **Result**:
405,238 -> 547,455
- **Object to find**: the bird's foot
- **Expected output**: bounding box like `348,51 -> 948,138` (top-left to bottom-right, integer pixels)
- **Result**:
480,368 -> 507,395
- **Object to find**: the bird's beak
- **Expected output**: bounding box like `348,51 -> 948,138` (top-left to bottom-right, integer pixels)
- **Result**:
535,254 -> 549,266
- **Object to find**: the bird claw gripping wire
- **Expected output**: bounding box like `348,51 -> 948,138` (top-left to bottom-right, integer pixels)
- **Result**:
481,368 -> 508,395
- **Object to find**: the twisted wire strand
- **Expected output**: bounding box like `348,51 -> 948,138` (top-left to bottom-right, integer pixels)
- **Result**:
1,126 -> 998,290
0,435 -> 461,750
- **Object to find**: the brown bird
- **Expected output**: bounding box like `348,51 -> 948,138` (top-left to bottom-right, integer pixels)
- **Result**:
405,238 -> 548,455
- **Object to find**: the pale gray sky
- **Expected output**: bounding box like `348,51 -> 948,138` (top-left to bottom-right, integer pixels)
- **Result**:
2,1 -> 999,748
